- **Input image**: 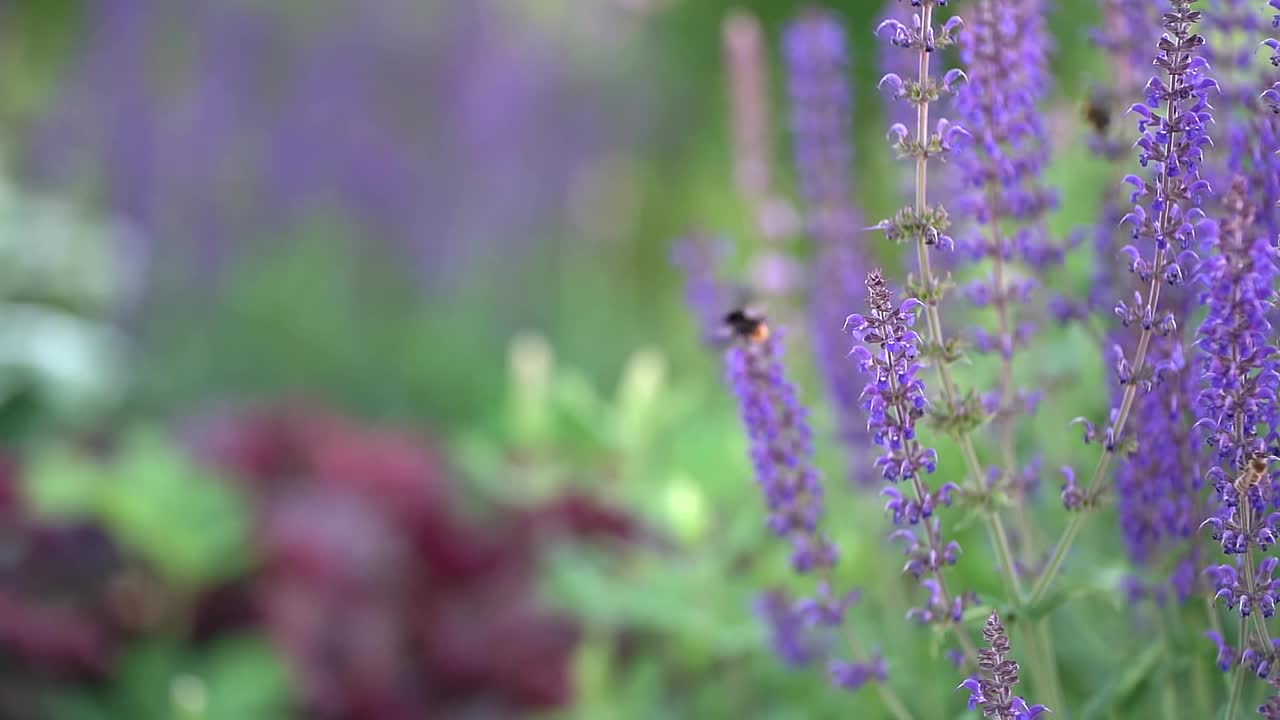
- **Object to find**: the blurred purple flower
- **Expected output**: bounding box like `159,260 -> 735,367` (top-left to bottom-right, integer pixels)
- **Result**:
27,0 -> 643,308
782,10 -> 877,489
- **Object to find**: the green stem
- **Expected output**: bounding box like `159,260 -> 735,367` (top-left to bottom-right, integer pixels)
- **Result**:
1192,654 -> 1212,720
1225,661 -> 1246,720
908,2 -> 1024,607
1036,621 -> 1066,715
1224,614 -> 1248,720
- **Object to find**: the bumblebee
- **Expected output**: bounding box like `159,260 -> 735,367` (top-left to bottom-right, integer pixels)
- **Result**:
1234,454 -> 1273,496
1083,93 -> 1112,135
723,307 -> 770,344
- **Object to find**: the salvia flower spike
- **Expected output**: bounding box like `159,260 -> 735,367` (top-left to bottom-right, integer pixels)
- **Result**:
959,612 -> 1050,719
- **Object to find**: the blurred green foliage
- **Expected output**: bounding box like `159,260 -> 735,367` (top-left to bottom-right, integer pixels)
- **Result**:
26,429 -> 251,587
49,636 -> 290,720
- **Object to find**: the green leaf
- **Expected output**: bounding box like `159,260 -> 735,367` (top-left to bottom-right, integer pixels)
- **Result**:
101,431 -> 252,586
195,635 -> 291,720
1080,643 -> 1164,720
24,445 -> 104,517
25,429 -> 252,588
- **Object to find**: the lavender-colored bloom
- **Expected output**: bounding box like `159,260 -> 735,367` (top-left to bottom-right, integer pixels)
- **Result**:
28,0 -> 635,308
951,0 -> 1058,532
783,11 -> 856,243
845,271 -> 936,485
671,234 -> 745,344
725,329 -> 888,691
1070,0 -> 1216,516
829,653 -> 889,691
1203,0 -> 1280,241
1067,2 -> 1209,587
958,612 -> 1049,719
847,270 -> 974,625
783,10 -> 877,488
876,0 -> 955,142
1197,179 -> 1280,557
1206,556 -> 1280,617
755,589 -> 822,667
1208,630 -> 1238,670
954,0 -> 1056,239
872,0 -> 969,252
726,332 -> 836,572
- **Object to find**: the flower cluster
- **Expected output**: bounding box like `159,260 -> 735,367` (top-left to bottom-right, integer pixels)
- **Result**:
727,332 -> 835,572
1197,178 -> 1280,558
723,326 -> 887,691
845,271 -> 935,485
1067,0 -> 1216,518
671,234 -> 745,345
755,588 -> 823,668
959,612 -> 1049,719
846,270 -> 974,624
876,0 -> 956,141
783,11 -> 877,489
1204,0 -> 1280,241
784,11 -> 856,244
1206,556 -> 1280,617
872,2 -> 968,253
955,0 -> 1056,238
952,0 -> 1059,534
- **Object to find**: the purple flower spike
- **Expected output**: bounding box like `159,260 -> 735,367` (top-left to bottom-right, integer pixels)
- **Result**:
713,293 -> 882,691
1203,0 -> 1280,241
785,10 -> 878,489
1077,0 -> 1217,566
848,270 -> 974,627
1197,179 -> 1280,555
959,612 -> 1050,718
847,272 -> 936,486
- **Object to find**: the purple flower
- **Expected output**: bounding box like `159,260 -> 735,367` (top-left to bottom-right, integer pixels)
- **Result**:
1071,0 -> 1216,518
848,270 -> 974,625
872,0 -> 967,251
954,0 -> 1057,240
1203,0 -> 1280,242
1206,556 -> 1280,618
672,234 -> 746,345
721,320 -> 884,692
829,654 -> 889,691
1196,179 -> 1280,557
783,11 -> 855,243
845,271 -> 936,486
726,332 -> 835,572
959,612 -> 1049,718
755,589 -> 822,668
876,0 -> 957,140
783,11 -> 877,489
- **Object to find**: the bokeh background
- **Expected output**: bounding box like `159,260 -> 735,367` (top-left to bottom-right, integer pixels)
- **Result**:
0,1 -> 1183,718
